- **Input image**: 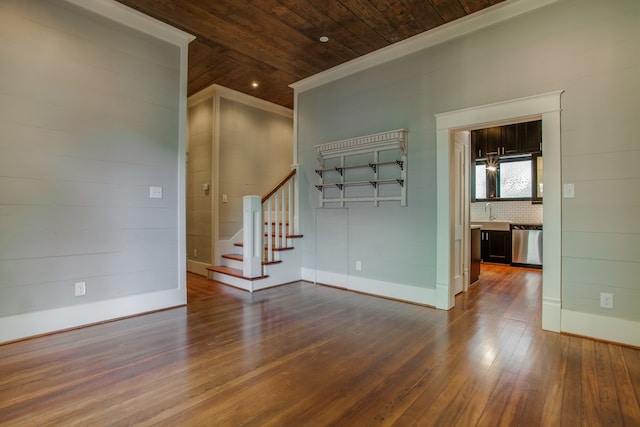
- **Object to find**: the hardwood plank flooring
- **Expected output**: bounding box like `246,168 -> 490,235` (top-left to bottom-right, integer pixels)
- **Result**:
1,264 -> 639,426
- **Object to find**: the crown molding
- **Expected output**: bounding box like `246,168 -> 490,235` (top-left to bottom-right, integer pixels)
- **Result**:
290,0 -> 559,93
63,0 -> 194,46
188,84 -> 293,118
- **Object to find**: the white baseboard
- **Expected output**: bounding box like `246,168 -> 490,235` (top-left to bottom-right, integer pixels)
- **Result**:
348,275 -> 435,306
562,309 -> 640,347
316,270 -> 349,288
187,259 -> 211,276
303,268 -> 435,306
435,281 -> 453,310
0,288 -> 186,344
301,267 -> 315,283
542,297 -> 561,332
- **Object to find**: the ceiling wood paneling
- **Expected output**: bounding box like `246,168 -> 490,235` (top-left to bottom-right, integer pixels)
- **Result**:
116,0 -> 506,109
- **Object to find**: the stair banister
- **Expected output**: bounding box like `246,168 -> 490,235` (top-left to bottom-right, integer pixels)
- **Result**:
242,195 -> 263,278
241,169 -> 298,278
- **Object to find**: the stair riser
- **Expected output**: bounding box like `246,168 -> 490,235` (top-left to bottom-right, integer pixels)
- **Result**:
221,257 -> 281,270
232,246 -> 285,260
221,257 -> 243,270
212,272 -> 254,292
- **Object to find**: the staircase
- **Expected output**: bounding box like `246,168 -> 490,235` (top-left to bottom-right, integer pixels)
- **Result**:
206,169 -> 302,292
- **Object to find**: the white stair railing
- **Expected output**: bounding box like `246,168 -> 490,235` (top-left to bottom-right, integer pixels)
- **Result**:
242,168 -> 298,278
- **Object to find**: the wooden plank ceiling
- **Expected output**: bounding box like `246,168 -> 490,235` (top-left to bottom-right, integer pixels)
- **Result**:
116,0 -> 506,109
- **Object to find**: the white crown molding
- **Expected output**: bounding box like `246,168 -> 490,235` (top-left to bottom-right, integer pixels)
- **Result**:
290,0 -> 559,93
63,0 -> 195,46
188,84 -> 293,118
316,129 -> 408,158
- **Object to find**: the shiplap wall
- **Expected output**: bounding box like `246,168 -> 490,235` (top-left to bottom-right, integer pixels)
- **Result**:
187,101 -> 213,264
218,97 -> 293,239
0,0 -> 188,339
296,0 -> 640,332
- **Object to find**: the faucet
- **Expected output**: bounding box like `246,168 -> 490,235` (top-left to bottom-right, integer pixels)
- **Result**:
485,202 -> 496,221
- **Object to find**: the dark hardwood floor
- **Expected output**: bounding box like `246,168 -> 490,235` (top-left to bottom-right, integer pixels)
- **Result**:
1,265 -> 639,426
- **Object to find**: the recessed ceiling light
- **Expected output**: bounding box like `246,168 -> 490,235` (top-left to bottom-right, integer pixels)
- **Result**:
251,81 -> 259,89
319,36 -> 329,43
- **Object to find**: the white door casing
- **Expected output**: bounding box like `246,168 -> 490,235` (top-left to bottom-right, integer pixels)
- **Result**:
435,91 -> 563,334
452,134 -> 466,295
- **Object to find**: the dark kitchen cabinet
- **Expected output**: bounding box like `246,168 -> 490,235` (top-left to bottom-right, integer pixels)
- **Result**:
472,120 -> 542,158
520,120 -> 542,154
501,124 -> 520,155
480,230 -> 511,264
472,127 -> 500,158
470,227 -> 481,284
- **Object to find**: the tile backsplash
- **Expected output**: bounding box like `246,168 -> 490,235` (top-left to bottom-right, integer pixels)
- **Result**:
471,201 -> 543,224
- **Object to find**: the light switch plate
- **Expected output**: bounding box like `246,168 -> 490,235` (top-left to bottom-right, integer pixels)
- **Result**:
563,183 -> 575,199
149,186 -> 163,199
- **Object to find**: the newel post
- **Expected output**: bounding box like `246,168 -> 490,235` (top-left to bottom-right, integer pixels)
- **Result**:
243,195 -> 263,278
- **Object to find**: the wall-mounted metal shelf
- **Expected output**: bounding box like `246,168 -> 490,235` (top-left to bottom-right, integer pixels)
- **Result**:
315,160 -> 404,177
315,178 -> 404,191
314,129 -> 408,207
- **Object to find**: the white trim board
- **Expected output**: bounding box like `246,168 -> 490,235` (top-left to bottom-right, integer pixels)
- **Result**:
187,260 -> 211,277
63,0 -> 194,46
304,269 -> 435,306
290,0 -> 559,93
435,91 -> 563,334
562,310 -> 640,348
0,289 -> 186,344
188,84 -> 293,118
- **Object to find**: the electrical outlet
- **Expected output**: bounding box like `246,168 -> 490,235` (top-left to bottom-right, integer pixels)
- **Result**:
600,292 -> 613,309
355,261 -> 362,271
222,193 -> 228,203
149,186 -> 163,199
194,249 -> 198,258
75,281 -> 86,297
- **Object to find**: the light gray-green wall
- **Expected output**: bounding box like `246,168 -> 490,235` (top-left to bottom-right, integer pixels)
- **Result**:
297,0 -> 640,321
0,1 -> 183,318
187,101 -> 213,264
218,98 -> 293,239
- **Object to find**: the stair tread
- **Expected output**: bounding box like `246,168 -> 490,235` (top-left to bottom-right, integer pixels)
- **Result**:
234,242 -> 295,251
206,265 -> 268,280
221,253 -> 281,265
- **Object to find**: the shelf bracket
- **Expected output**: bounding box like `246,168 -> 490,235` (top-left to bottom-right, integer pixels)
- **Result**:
368,163 -> 377,173
314,185 -> 323,191
396,160 -> 404,170
335,183 -> 343,190
369,181 -> 377,188
396,179 -> 404,187
315,169 -> 323,177
335,167 -> 343,176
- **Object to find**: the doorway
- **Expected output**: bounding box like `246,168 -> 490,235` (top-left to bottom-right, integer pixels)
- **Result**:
434,91 -> 563,332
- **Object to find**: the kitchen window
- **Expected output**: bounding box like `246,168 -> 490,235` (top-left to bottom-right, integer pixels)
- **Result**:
473,155 -> 542,201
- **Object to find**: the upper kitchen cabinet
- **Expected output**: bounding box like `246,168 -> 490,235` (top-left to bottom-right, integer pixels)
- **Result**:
519,120 -> 542,154
472,127 -> 502,158
501,124 -> 520,155
472,120 -> 542,159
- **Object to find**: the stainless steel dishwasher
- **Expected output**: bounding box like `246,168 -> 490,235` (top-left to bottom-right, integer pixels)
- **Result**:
511,224 -> 543,268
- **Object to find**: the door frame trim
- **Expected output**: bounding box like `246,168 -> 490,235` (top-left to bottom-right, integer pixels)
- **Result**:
434,91 -> 563,332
